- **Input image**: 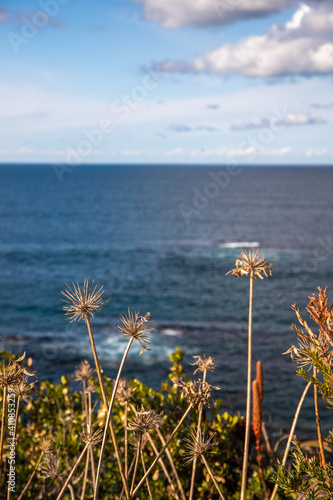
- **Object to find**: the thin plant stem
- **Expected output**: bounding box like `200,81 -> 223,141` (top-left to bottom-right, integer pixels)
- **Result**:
201,454 -> 226,500
240,270 -> 254,500
85,313 -> 130,500
68,483 -> 75,500
189,369 -> 207,500
125,402 -> 128,479
141,450 -> 153,500
87,390 -> 96,490
0,386 -> 8,474
94,338 -> 133,500
269,381 -> 311,500
56,443 -> 89,500
89,446 -> 96,490
313,367 -> 326,466
82,380 -> 88,429
7,394 -> 21,500
132,404 -> 193,497
156,428 -> 186,500
119,455 -> 136,500
262,422 -> 272,455
80,449 -> 90,500
130,434 -> 142,496
146,432 -> 179,500
17,450 -> 44,500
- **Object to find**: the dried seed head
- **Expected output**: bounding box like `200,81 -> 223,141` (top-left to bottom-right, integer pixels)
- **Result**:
190,355 -> 216,375
175,379 -> 220,409
74,360 -> 95,382
116,379 -> 136,405
117,309 -> 153,355
61,278 -> 107,323
0,353 -> 35,389
80,428 -> 104,446
128,405 -> 163,432
40,438 -> 53,454
86,383 -> 96,394
226,249 -> 274,280
129,433 -> 149,452
13,376 -> 38,398
183,428 -> 217,465
40,453 -> 63,478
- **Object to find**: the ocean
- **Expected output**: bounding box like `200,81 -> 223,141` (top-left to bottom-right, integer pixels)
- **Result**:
1,164 -> 333,437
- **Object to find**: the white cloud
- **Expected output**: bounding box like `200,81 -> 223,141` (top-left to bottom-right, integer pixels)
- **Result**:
169,123 -> 219,132
231,113 -> 327,130
0,5 -> 66,29
136,0 -> 301,29
305,148 -> 328,157
155,3 -> 333,77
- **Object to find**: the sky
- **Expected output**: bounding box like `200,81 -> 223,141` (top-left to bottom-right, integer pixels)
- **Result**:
0,0 -> 333,165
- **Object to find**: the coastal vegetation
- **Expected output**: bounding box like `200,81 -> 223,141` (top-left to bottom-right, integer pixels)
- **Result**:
1,249 -> 333,499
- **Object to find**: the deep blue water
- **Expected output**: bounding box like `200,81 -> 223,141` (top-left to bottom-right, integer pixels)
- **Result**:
1,164 -> 333,437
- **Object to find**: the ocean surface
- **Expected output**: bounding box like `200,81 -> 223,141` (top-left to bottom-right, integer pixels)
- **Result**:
1,164 -> 333,437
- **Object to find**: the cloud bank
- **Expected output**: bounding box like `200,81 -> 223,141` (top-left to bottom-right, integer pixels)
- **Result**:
154,3 -> 333,77
136,0 -> 306,29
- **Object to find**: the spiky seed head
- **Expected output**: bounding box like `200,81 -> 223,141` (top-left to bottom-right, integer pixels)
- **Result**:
183,428 -> 217,465
13,376 -> 37,398
40,453 -> 63,478
116,379 -> 136,405
190,355 -> 216,375
175,379 -> 220,409
74,360 -> 95,381
80,428 -> 104,446
129,433 -> 149,452
226,249 -> 274,280
127,405 -> 163,432
61,278 -> 107,323
117,309 -> 153,355
0,353 -> 35,389
86,383 -> 96,394
40,438 -> 53,454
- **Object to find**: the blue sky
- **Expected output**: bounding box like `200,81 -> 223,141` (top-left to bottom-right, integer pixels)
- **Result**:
0,0 -> 332,165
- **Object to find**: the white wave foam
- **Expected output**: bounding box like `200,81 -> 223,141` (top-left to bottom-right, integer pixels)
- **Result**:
161,328 -> 182,337
218,241 -> 260,249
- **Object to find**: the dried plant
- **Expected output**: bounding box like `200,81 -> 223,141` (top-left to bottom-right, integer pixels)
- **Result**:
226,248 -> 274,280
176,378 -> 220,409
128,405 -> 163,433
116,378 -> 135,405
183,428 -> 217,465
74,360 -> 95,382
61,278 -> 106,323
17,439 -> 53,500
188,354 -> 216,500
285,290 -> 333,467
56,430 -> 103,500
184,428 -> 225,500
190,354 -> 216,375
61,280 -> 130,499
227,248 -> 273,500
40,453 -> 63,479
117,309 -> 153,355
94,310 -> 153,500
0,353 -> 34,474
116,379 -> 135,480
